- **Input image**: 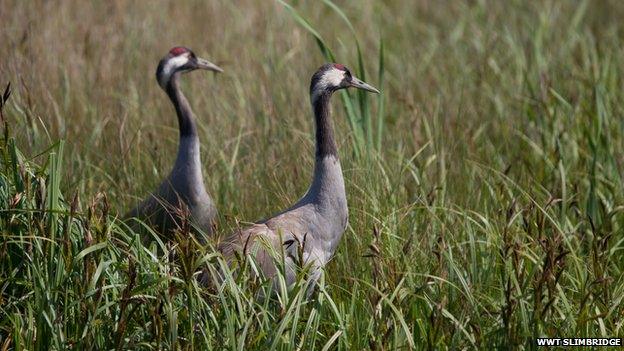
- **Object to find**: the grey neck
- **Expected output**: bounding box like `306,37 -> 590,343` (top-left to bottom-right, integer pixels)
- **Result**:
166,72 -> 198,138
303,92 -> 346,213
164,73 -> 202,179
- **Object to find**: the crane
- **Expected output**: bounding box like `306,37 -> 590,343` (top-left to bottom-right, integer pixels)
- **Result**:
217,63 -> 379,293
126,47 -> 222,242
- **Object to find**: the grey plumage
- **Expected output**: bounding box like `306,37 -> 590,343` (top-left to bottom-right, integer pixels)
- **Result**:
126,47 -> 222,240
218,63 -> 379,290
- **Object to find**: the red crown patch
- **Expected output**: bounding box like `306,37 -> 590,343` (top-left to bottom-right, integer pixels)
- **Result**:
169,47 -> 189,56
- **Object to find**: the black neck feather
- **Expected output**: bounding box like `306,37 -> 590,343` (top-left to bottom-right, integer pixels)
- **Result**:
166,73 -> 197,138
312,92 -> 338,158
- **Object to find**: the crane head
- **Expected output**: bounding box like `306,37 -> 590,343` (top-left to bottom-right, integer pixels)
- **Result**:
156,47 -> 223,89
310,63 -> 379,102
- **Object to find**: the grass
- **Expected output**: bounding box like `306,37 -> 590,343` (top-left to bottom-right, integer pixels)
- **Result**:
1,0 -> 624,349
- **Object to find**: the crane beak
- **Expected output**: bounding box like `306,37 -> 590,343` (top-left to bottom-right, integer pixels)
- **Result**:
196,57 -> 223,73
349,76 -> 380,94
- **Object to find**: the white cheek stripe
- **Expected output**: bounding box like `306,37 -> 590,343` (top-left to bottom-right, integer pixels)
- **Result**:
159,55 -> 189,87
311,68 -> 345,102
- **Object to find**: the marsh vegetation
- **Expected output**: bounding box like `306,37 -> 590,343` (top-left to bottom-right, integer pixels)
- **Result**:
1,0 -> 624,349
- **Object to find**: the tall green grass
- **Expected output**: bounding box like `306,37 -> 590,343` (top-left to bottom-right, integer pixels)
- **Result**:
1,0 -> 624,349
0,110 -> 350,349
